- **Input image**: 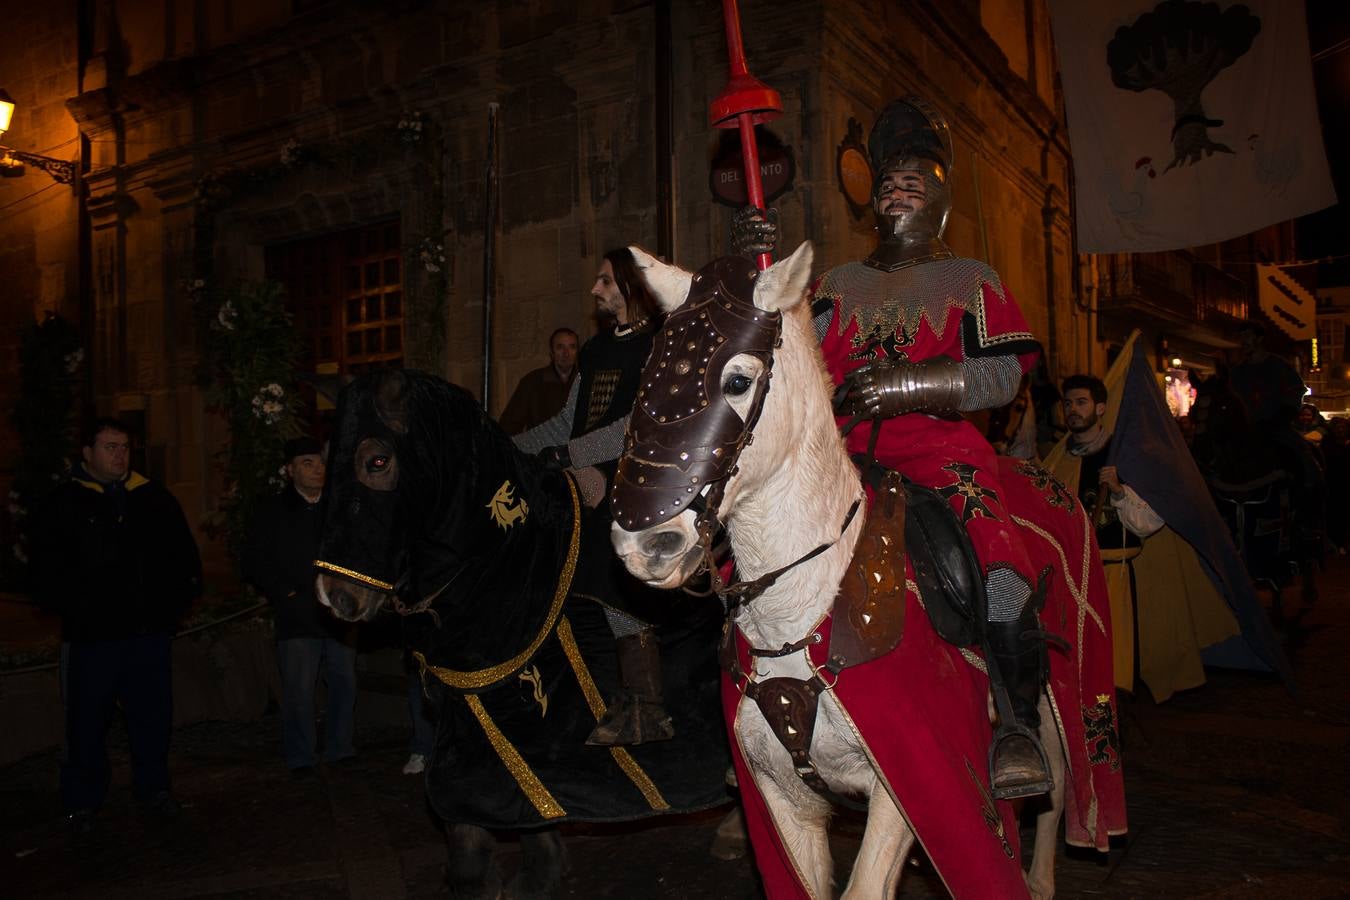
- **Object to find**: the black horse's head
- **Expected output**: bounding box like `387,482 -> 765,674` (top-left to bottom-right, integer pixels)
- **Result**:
315,369 -> 553,622
1190,374 -> 1247,473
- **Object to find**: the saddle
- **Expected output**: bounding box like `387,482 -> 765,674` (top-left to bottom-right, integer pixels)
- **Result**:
856,458 -> 985,647
720,465 -> 990,810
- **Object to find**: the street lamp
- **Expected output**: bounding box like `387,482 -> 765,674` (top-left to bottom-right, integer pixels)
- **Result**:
0,88 -> 77,185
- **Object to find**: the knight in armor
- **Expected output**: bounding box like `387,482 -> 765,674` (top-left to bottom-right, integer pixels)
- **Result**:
514,248 -> 673,746
734,96 -> 1053,799
1228,320 -> 1325,553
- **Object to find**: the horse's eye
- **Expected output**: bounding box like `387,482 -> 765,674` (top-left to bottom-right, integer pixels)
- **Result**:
366,455 -> 390,474
724,374 -> 753,396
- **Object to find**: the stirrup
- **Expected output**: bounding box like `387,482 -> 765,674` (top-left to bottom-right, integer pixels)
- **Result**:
988,723 -> 1054,800
585,697 -> 674,747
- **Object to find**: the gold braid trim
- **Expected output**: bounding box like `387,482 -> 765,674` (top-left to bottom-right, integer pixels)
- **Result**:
418,476 -> 582,690
556,616 -> 670,811
464,694 -> 566,820
1011,512 -> 1102,674
313,560 -> 395,591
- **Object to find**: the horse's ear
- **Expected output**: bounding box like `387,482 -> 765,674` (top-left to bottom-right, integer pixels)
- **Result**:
753,241 -> 814,314
373,370 -> 410,435
629,245 -> 692,313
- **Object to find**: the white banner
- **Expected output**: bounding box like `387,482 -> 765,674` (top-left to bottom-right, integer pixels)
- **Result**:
1050,0 -> 1337,253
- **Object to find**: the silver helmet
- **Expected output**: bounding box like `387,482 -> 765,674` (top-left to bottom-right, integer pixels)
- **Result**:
866,96 -> 955,269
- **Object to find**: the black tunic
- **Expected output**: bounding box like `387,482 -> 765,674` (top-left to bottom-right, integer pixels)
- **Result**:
570,321 -> 655,444
1075,438 -> 1143,551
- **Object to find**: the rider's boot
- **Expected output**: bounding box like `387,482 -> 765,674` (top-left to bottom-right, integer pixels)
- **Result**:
586,629 -> 675,746
987,604 -> 1054,800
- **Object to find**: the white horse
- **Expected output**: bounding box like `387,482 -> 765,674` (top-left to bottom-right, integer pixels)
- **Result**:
612,243 -> 1107,899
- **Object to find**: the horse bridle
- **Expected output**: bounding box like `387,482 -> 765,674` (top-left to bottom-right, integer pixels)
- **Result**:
611,255 -> 861,607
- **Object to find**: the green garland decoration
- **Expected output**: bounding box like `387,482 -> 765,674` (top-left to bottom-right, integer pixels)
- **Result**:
187,111 -> 449,561
191,279 -> 305,562
190,111 -> 449,373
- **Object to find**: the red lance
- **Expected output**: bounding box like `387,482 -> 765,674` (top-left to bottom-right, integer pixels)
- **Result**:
710,0 -> 782,272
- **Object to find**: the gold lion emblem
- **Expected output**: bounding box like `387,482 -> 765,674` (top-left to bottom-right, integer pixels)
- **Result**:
487,480 -> 529,530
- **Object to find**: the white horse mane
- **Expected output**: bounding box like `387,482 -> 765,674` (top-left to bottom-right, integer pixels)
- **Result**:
719,274 -> 866,648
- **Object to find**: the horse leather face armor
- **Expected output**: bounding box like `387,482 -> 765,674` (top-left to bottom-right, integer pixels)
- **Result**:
612,256 -> 781,532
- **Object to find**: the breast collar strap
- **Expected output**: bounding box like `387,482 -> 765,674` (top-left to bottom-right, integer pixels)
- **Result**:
713,496 -> 863,611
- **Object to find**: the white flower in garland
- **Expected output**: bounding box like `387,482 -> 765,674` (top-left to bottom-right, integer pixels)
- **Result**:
417,237 -> 447,274
279,138 -> 301,167
250,386 -> 287,425
182,278 -> 207,303
217,301 -> 238,331
398,109 -> 425,144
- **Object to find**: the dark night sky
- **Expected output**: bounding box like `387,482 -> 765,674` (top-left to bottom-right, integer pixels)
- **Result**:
1296,0 -> 1350,289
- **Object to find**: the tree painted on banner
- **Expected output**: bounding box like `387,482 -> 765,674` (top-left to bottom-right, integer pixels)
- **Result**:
1107,0 -> 1262,172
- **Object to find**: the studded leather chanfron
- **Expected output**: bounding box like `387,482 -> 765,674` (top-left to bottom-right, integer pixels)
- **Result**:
611,256 -> 781,531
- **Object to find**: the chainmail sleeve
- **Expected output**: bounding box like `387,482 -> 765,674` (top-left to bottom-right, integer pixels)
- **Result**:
512,378 -> 578,454
957,355 -> 1021,412
812,298 -> 834,342
566,413 -> 629,470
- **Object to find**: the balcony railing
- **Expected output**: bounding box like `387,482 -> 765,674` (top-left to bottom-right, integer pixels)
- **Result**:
1097,250 -> 1249,324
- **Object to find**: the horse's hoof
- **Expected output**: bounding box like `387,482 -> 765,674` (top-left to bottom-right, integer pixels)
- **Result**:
709,832 -> 748,860
710,806 -> 748,860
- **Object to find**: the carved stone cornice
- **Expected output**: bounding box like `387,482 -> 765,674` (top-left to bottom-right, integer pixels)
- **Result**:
66,59 -> 195,137
65,87 -> 120,138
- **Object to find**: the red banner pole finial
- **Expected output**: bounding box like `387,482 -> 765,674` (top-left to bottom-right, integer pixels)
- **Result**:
710,0 -> 783,271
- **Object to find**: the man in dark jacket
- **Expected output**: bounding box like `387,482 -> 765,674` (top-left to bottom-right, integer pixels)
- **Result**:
244,437 -> 357,774
31,417 -> 203,831
498,327 -> 579,435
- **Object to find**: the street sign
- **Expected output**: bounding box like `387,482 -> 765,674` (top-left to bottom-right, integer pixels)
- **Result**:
709,132 -> 793,207
1257,265 -> 1316,341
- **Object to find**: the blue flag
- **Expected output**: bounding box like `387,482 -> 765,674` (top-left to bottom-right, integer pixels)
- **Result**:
1110,340 -> 1293,689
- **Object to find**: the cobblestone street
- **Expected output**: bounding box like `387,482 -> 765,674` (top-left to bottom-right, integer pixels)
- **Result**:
2,558 -> 1349,899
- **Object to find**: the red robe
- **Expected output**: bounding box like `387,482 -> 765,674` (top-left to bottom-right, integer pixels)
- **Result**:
723,460 -> 1127,898
724,581 -> 1028,899
816,258 -> 1041,582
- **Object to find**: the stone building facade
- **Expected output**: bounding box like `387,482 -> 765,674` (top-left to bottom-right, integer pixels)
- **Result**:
0,0 -> 1090,572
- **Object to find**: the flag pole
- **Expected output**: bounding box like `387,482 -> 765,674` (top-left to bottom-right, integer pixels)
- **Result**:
480,102 -> 499,409
710,0 -> 782,271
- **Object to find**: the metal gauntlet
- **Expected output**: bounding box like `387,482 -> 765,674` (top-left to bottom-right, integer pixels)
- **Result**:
730,206 -> 778,257
845,355 -> 966,418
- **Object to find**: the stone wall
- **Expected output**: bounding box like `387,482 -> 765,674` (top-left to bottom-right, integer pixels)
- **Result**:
0,3 -> 84,478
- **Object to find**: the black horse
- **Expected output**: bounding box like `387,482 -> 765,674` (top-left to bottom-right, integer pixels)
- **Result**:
1190,373 -> 1321,610
315,369 -> 730,899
